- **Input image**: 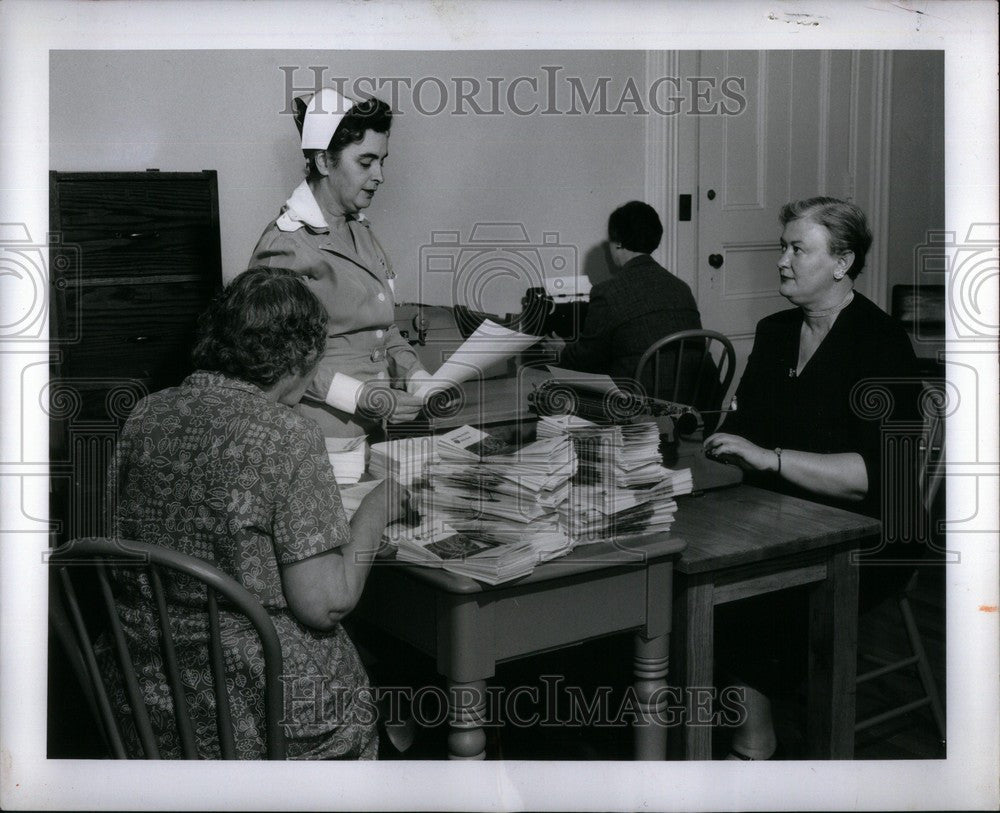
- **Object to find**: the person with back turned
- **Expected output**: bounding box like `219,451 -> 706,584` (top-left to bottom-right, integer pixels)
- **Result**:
549,201 -> 704,402
103,267 -> 411,759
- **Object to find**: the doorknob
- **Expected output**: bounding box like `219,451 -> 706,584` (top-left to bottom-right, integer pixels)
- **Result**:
708,253 -> 724,269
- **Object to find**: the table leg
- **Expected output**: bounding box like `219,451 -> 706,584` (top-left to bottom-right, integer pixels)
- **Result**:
446,679 -> 488,760
807,548 -> 860,758
633,631 -> 670,760
674,578 -> 715,760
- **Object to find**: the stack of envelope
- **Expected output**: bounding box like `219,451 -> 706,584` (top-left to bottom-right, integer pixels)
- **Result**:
393,517 -> 538,585
536,415 -> 693,545
419,426 -> 577,570
336,478 -> 383,520
373,419 -> 689,583
325,435 -> 367,485
369,434 -> 439,488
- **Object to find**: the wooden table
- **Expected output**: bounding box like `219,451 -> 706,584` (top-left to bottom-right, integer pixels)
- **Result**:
668,486 -> 881,759
395,366 -> 550,441
355,533 -> 686,760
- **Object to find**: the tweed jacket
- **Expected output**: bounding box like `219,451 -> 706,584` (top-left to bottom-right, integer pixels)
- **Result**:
559,254 -> 703,394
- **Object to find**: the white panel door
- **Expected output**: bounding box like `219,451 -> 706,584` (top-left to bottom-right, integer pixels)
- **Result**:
695,51 -> 890,389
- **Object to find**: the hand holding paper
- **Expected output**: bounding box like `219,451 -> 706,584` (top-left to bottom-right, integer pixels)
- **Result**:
357,379 -> 424,422
412,320 -> 542,402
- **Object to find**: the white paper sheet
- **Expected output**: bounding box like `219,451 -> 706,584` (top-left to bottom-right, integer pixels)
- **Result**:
413,319 -> 541,400
544,274 -> 591,299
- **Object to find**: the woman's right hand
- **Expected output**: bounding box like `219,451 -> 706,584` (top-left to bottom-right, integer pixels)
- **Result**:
365,477 -> 416,525
703,432 -> 779,473
285,476 -> 415,630
357,380 -> 424,423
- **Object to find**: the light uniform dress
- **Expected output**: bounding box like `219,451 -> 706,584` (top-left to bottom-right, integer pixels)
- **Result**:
250,181 -> 422,438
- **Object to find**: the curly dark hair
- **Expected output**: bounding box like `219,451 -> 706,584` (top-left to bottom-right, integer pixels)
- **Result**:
295,95 -> 393,177
608,201 -> 663,255
192,267 -> 327,388
779,197 -> 873,279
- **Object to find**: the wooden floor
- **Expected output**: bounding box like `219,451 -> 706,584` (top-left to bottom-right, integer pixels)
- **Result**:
853,564 -> 947,760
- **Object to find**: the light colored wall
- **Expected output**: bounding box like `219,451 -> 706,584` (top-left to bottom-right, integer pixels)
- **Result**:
887,50 -> 946,293
50,49 -> 945,316
50,50 -> 647,313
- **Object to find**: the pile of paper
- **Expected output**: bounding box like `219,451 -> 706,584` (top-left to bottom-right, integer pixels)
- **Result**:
369,434 -> 439,487
537,416 -> 691,489
536,415 -> 692,545
393,518 -> 538,585
420,426 -> 577,568
370,418 -> 687,583
325,435 -> 367,485
556,481 -> 680,545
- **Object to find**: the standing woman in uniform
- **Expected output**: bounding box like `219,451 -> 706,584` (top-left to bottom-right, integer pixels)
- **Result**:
251,87 -> 426,439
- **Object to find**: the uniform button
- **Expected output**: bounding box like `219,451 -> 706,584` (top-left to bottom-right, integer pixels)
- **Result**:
377,292 -> 386,301
375,329 -> 384,339
370,348 -> 384,363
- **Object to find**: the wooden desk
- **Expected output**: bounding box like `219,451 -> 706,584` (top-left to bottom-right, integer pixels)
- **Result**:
356,533 -> 686,760
669,486 -> 881,759
400,366 -> 550,436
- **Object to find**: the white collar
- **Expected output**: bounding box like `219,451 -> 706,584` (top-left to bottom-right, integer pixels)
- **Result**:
275,180 -> 367,233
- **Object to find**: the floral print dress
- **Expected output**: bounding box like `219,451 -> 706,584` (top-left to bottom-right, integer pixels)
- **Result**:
104,371 -> 377,759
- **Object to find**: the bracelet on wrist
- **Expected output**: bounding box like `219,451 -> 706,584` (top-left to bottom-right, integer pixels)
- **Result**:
774,447 -> 782,475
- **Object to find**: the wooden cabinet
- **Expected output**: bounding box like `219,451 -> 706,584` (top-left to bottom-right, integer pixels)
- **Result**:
49,170 -> 222,542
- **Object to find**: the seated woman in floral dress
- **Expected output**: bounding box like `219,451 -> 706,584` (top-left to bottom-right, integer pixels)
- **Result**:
104,266 -> 408,759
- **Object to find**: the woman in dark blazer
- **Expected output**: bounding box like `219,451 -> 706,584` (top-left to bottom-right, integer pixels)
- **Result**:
704,197 -> 922,759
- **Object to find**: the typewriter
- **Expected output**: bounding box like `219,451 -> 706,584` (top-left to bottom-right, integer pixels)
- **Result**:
519,274 -> 592,339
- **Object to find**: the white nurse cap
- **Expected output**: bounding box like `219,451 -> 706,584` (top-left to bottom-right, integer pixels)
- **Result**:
298,87 -> 358,150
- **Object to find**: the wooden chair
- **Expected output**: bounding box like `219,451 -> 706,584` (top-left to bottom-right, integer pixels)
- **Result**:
854,389 -> 947,745
854,571 -> 946,744
634,329 -> 736,434
891,284 -> 946,379
49,537 -> 287,759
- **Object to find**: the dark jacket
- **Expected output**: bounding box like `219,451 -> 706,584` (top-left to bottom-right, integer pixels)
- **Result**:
559,254 -> 703,398
720,291 -> 921,520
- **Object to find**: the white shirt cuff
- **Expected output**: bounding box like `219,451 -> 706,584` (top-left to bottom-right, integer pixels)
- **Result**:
325,373 -> 365,414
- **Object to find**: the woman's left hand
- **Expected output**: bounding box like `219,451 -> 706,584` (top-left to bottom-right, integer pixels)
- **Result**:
703,432 -> 779,474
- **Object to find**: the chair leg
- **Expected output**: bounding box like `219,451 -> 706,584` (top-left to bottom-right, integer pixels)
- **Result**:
898,594 -> 946,744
